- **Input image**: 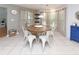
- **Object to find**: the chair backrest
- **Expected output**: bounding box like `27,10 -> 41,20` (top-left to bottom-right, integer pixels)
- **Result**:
22,26 -> 25,33
51,22 -> 56,31
46,31 -> 51,37
22,26 -> 29,36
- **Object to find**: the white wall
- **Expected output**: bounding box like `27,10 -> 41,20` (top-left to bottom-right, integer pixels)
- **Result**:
0,4 -> 20,33
0,4 -> 34,34
66,4 -> 79,39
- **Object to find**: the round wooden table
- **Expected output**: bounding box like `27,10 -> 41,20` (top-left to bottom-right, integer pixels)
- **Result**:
27,25 -> 51,42
27,25 -> 51,36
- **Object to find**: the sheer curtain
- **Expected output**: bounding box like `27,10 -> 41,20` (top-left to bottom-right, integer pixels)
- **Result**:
20,10 -> 28,27
27,11 -> 34,26
42,12 -> 47,25
49,10 -> 57,30
56,8 -> 66,36
20,10 -> 34,27
41,11 -> 57,27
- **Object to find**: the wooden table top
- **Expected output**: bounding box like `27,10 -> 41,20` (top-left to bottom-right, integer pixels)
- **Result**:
27,25 -> 51,35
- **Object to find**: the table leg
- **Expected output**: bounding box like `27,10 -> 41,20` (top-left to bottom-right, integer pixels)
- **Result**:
36,35 -> 40,43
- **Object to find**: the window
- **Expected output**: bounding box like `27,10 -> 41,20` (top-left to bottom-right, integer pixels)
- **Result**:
27,11 -> 34,25
21,10 -> 34,26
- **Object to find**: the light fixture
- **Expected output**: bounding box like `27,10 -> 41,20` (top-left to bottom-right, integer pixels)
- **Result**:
11,10 -> 17,15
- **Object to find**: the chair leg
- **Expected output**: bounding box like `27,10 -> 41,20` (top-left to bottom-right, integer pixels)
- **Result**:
51,32 -> 54,40
52,34 -> 54,40
42,41 -> 46,49
47,40 -> 50,48
29,40 -> 33,49
24,36 -> 27,41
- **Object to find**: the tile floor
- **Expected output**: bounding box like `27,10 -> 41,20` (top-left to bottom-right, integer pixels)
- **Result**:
0,32 -> 79,55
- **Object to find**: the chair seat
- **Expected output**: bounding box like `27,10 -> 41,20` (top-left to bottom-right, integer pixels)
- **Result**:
28,35 -> 36,39
39,36 -> 48,40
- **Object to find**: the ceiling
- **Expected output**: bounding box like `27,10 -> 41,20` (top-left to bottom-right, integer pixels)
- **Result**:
16,4 -> 65,10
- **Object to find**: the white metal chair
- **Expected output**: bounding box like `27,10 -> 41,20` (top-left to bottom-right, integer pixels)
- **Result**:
50,22 -> 56,40
22,26 -> 36,48
51,22 -> 56,31
22,26 -> 29,40
39,31 -> 50,49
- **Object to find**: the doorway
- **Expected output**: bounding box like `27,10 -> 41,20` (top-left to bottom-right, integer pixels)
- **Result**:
0,7 -> 7,37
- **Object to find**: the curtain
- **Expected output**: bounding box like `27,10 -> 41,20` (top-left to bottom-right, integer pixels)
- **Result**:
57,8 -> 66,36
